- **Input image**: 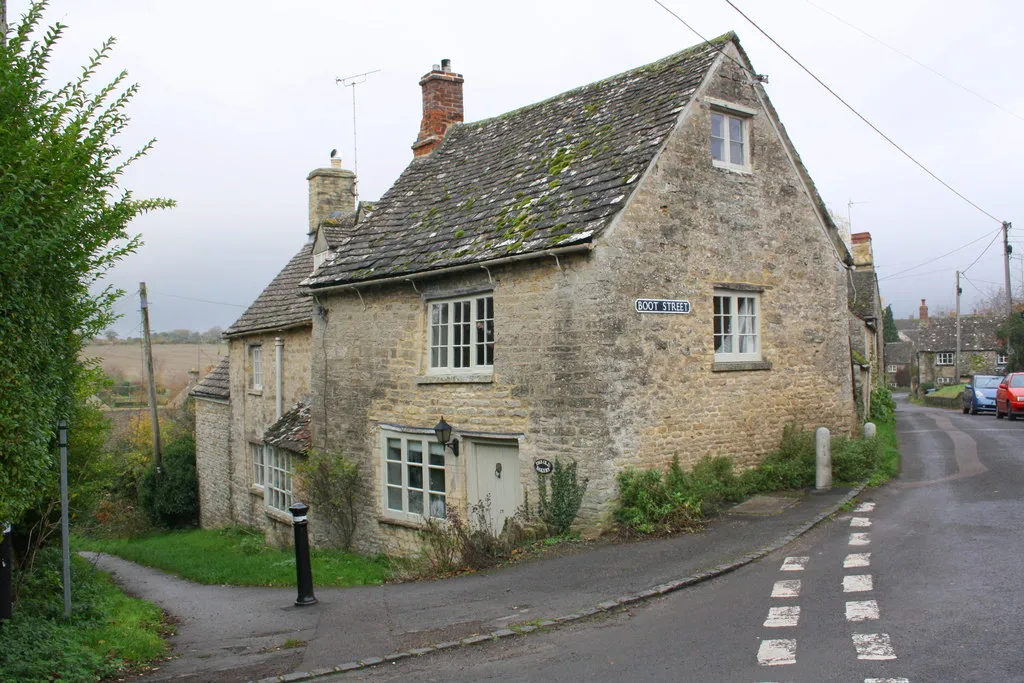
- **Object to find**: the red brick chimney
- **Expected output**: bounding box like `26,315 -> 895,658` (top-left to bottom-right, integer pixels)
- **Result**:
412,58 -> 464,157
919,299 -> 929,321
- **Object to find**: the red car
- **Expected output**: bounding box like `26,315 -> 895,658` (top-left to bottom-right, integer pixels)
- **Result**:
995,373 -> 1024,419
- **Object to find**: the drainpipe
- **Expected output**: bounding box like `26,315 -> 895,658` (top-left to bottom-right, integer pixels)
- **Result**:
275,337 -> 284,420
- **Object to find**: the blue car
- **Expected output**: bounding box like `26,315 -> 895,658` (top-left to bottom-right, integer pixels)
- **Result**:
962,374 -> 1001,414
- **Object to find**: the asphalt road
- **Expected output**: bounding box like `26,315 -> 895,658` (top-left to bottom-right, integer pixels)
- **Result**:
329,398 -> 1024,682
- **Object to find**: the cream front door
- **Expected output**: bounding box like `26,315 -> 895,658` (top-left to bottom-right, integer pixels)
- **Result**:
467,441 -> 520,535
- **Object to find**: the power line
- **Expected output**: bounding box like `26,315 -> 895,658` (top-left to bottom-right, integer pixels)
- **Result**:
722,0 -> 1004,226
961,229 -> 1003,275
803,0 -> 1024,124
877,227 -> 1002,281
157,293 -> 246,308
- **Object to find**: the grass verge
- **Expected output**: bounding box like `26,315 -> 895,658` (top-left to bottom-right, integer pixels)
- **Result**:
75,525 -> 391,587
0,550 -> 168,682
868,417 -> 900,486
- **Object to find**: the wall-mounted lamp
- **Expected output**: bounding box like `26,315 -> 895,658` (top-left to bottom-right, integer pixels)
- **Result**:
433,416 -> 459,457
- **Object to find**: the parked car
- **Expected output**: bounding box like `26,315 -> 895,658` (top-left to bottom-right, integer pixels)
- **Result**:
962,375 -> 1001,414
995,373 -> 1024,420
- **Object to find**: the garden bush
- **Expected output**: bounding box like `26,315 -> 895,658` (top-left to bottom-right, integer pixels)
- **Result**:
294,448 -> 361,549
139,431 -> 199,528
537,458 -> 589,536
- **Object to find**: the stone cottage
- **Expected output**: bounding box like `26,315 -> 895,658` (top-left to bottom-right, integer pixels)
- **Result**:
191,156 -> 366,542
915,315 -> 1005,387
298,33 -> 858,555
846,232 -> 883,418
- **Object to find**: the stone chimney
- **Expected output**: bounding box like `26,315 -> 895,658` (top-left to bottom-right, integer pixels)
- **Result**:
412,58 -> 464,157
307,155 -> 356,239
919,299 -> 929,321
850,232 -> 874,270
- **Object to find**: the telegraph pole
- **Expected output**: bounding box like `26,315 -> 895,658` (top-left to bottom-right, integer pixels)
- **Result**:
956,271 -> 962,382
139,283 -> 162,478
1004,221 -> 1014,315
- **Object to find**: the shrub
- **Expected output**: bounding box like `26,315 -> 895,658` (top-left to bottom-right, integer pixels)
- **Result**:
138,431 -> 199,529
410,496 -> 536,577
537,458 -> 589,536
870,385 -> 896,422
294,448 -> 361,549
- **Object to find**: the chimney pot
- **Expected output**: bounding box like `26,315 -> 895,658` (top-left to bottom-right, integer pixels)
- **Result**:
441,58 -> 451,72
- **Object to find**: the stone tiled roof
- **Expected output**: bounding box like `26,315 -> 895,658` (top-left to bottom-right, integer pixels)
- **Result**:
305,34 -> 734,289
915,316 -> 1003,352
263,402 -> 311,454
848,270 -> 879,320
893,318 -> 920,331
191,357 -> 230,400
225,243 -> 313,337
885,342 -> 913,365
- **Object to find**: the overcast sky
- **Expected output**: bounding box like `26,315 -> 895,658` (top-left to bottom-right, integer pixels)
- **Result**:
10,0 -> 1022,334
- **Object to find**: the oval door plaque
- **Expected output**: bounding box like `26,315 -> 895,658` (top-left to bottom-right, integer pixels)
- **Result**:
534,458 -> 553,474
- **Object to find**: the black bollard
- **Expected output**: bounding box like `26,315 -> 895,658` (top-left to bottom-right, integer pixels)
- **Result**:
1,522 -> 12,624
289,502 -> 318,606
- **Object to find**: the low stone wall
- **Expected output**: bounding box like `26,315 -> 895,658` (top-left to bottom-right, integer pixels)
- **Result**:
922,395 -> 962,410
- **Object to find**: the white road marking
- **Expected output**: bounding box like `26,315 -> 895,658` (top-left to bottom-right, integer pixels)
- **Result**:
780,556 -> 809,571
757,638 -> 797,666
864,679 -> 909,683
849,532 -> 871,546
850,516 -> 872,527
763,605 -> 801,627
854,502 -> 876,512
843,574 -> 874,592
853,633 -> 897,660
846,600 -> 880,622
771,580 -> 801,598
844,552 -> 872,568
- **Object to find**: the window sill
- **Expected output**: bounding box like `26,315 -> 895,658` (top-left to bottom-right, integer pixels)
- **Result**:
711,161 -> 753,175
417,373 -> 494,385
249,484 -> 264,496
713,360 -> 772,372
248,388 -> 264,397
379,516 -> 428,531
264,506 -> 292,526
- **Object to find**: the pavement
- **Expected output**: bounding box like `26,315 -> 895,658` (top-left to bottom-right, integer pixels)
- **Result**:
85,484 -> 863,683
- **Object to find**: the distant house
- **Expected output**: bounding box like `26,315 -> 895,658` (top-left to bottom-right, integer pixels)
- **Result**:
915,315 -> 1005,387
294,33 -> 858,555
884,341 -> 913,388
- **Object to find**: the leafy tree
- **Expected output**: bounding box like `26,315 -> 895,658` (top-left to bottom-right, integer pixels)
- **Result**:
0,1 -> 173,524
997,313 -> 1024,373
882,305 -> 899,343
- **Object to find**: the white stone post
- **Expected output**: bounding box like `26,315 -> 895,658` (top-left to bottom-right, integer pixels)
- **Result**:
815,427 -> 832,491
863,422 -> 877,439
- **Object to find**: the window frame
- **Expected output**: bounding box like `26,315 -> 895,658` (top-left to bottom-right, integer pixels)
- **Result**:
381,429 -> 448,524
264,446 -> 293,513
997,353 -> 1008,365
250,442 -> 266,488
249,344 -> 264,390
713,290 -> 761,363
936,352 -> 954,366
427,294 -> 494,375
886,364 -> 898,373
709,101 -> 753,173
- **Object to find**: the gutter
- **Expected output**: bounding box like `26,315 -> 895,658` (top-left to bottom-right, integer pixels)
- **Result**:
302,242 -> 594,297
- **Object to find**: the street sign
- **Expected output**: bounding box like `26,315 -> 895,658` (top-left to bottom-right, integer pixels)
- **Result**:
635,298 -> 691,314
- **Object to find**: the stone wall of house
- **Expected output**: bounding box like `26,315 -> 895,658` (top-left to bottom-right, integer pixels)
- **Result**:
195,397 -> 231,528
311,45 -> 855,555
227,327 -> 313,538
586,45 -> 855,494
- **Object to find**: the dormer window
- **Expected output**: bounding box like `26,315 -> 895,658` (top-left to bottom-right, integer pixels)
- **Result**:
313,249 -> 329,272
